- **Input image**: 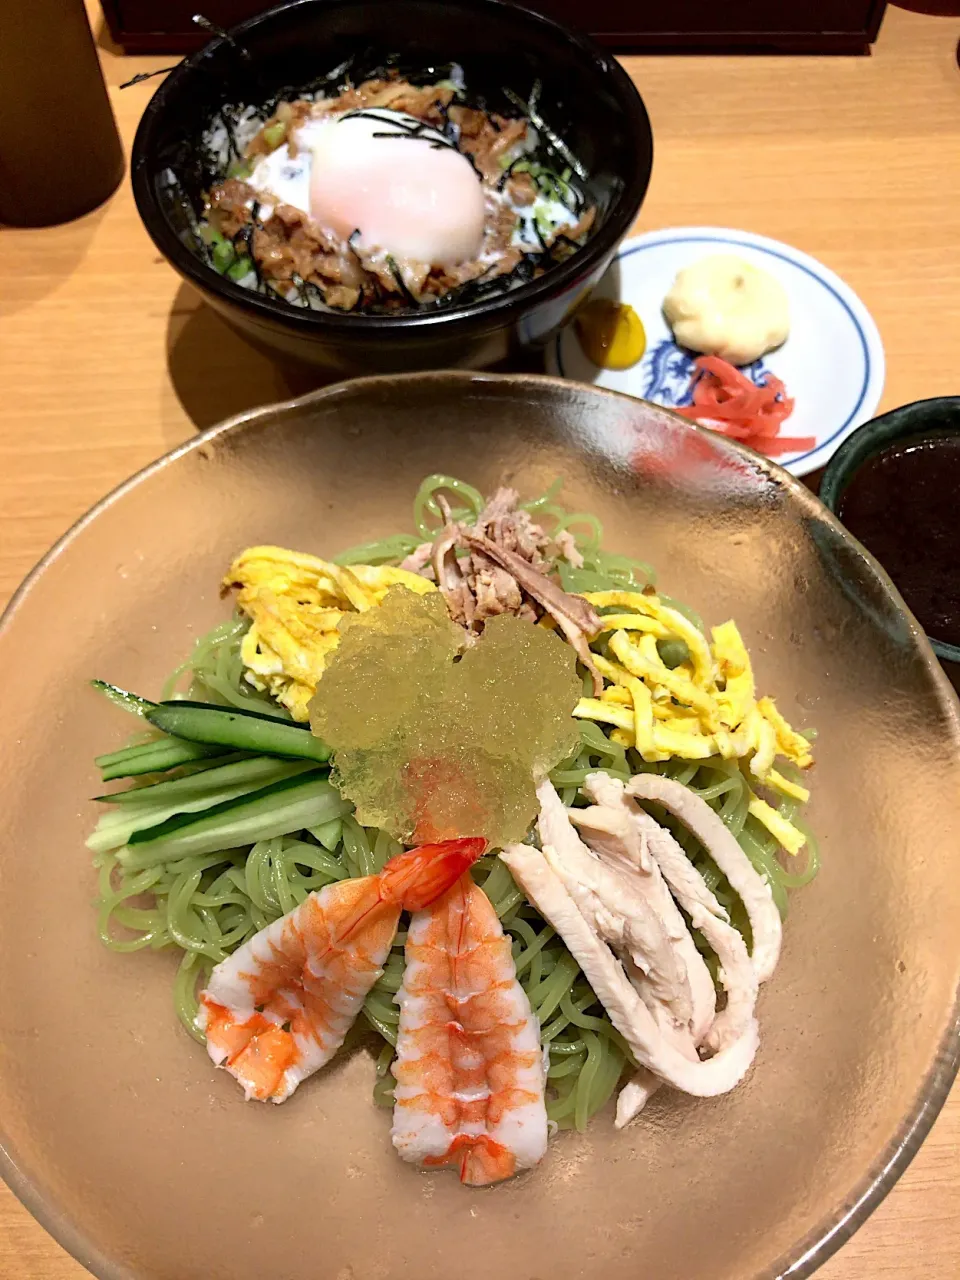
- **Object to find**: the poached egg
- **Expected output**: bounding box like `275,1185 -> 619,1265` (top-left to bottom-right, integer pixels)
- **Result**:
248,109 -> 486,267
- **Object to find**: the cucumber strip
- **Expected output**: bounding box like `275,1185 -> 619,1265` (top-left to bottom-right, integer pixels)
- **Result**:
126,772 -> 328,845
93,758 -> 318,826
159,699 -> 295,724
95,739 -> 237,769
117,775 -> 349,869
146,704 -> 330,762
95,740 -> 167,767
94,754 -> 310,805
91,680 -> 157,718
87,761 -> 322,855
103,749 -> 248,784
97,739 -> 226,781
308,817 -> 344,851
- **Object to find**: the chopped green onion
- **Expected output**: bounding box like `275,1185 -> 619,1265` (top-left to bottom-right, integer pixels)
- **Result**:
212,239 -> 235,273
226,258 -> 254,282
535,208 -> 553,238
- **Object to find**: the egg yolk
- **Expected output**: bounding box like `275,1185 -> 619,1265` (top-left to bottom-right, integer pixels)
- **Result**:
575,299 -> 647,370
307,112 -> 486,268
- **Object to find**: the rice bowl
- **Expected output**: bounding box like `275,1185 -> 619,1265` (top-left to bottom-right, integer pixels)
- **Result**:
130,0 -> 654,372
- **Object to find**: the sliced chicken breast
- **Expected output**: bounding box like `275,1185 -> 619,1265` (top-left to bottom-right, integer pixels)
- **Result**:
568,795 -> 717,1043
625,773 -> 782,982
500,842 -> 759,1099
583,773 -> 759,1053
536,780 -> 694,1030
615,1068 -> 664,1128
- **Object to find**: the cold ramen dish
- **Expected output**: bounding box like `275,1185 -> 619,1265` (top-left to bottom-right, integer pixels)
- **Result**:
197,66 -> 595,313
89,477 -> 817,1186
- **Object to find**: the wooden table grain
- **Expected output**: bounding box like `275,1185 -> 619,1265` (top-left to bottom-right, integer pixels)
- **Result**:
1,5 -> 959,1277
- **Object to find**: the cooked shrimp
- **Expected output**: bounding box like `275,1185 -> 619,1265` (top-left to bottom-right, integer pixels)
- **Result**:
198,838 -> 485,1103
391,873 -> 547,1186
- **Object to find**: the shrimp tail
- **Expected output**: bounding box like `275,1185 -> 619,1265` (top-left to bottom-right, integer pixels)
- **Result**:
425,1134 -> 517,1187
378,837 -> 486,911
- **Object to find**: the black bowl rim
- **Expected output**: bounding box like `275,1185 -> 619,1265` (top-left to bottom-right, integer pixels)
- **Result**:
820,394 -> 960,662
131,0 -> 654,336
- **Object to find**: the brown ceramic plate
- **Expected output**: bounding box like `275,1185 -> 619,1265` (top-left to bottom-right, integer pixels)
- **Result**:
1,373 -> 959,1280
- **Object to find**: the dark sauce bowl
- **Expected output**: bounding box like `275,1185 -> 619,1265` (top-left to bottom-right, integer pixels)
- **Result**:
821,396 -> 960,665
131,0 -> 653,375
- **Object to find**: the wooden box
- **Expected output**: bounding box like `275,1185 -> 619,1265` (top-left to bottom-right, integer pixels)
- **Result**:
101,0 -> 888,54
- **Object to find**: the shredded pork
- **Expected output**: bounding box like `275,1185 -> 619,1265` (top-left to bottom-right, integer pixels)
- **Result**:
460,531 -> 603,692
400,487 -> 602,688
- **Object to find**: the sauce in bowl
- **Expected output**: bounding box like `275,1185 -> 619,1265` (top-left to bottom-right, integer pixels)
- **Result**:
837,433 -> 960,649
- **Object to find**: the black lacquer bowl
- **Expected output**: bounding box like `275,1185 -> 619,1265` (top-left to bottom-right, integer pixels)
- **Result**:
131,0 -> 653,374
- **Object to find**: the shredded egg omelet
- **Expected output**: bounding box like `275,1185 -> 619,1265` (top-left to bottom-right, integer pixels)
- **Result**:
223,546 -> 436,720
573,590 -> 813,854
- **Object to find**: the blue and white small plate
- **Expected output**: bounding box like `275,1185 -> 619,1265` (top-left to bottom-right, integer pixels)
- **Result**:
547,226 -> 885,478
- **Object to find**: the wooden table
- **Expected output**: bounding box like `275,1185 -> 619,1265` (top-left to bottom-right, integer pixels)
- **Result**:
2,4 -> 960,1276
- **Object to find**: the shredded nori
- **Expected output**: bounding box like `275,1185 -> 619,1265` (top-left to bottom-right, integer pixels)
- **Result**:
385,256 -> 419,307
531,219 -> 552,255
343,108 -> 457,152
503,82 -> 587,181
120,66 -> 180,89
192,13 -> 253,62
